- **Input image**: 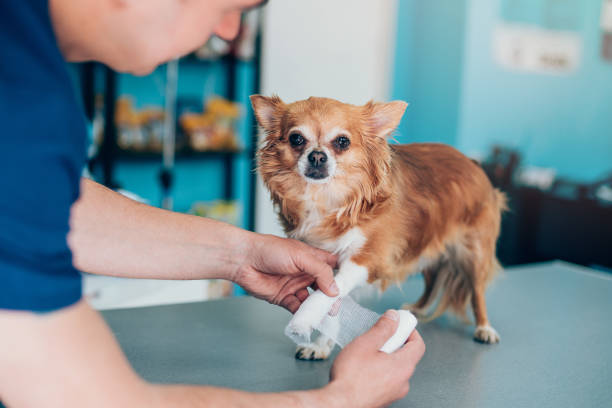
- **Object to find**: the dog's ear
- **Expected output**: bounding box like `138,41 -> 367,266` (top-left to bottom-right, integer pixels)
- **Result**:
250,94 -> 285,132
364,100 -> 408,138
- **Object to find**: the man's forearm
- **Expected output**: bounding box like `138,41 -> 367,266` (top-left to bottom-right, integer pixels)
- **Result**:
68,178 -> 254,280
151,383 -> 344,408
0,301 -> 344,408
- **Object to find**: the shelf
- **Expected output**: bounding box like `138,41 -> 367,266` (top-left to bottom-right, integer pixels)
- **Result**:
181,53 -> 255,66
115,148 -> 245,161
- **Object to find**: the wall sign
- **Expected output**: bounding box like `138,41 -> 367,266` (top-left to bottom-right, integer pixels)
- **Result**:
494,24 -> 581,74
601,0 -> 612,61
602,0 -> 612,31
494,0 -> 584,75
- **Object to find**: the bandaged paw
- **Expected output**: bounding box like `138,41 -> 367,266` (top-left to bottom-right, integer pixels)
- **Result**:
285,319 -> 315,345
285,289 -> 338,345
286,295 -> 417,353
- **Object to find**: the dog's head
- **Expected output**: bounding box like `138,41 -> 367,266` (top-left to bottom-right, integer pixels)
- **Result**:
251,95 -> 407,209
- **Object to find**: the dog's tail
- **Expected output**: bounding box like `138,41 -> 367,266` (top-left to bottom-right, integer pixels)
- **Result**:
494,189 -> 509,212
406,248 -> 501,323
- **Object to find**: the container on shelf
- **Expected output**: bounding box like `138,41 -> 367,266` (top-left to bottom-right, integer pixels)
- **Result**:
115,97 -> 165,151
179,96 -> 242,152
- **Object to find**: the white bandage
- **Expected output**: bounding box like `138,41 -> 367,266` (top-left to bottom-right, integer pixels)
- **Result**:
285,295 -> 417,353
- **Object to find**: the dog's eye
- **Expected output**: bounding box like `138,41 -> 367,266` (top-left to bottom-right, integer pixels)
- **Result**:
334,135 -> 351,150
289,133 -> 305,147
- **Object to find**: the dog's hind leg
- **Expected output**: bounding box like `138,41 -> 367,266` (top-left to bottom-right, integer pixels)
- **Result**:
471,282 -> 499,343
464,236 -> 501,344
470,191 -> 506,343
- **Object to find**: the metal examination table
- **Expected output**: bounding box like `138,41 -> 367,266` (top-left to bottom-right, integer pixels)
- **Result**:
103,261 -> 612,407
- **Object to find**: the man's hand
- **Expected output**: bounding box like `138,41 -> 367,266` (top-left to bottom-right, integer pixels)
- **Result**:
233,234 -> 339,313
323,311 -> 426,408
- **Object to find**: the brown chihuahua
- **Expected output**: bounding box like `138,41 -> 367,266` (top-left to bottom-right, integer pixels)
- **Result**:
251,95 -> 506,360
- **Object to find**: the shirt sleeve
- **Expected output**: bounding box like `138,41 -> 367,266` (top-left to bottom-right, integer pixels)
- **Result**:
0,0 -> 87,311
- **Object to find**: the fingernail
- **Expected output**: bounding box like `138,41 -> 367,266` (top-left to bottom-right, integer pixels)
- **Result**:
383,310 -> 399,321
329,281 -> 339,296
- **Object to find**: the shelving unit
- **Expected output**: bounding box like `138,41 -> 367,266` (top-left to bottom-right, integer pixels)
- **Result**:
79,17 -> 262,231
115,148 -> 244,202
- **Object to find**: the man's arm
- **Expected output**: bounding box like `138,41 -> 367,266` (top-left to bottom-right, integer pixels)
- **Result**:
0,301 -> 424,408
69,178 -> 252,281
69,178 -> 339,311
0,301 -> 329,408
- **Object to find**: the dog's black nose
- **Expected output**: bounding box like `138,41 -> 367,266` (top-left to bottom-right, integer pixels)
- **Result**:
308,150 -> 327,167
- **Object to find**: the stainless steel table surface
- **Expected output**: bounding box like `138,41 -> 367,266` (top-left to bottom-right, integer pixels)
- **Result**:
102,261 -> 612,407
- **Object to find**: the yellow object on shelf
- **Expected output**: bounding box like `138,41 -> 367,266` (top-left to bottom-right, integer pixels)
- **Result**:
179,97 -> 242,152
115,97 -> 165,151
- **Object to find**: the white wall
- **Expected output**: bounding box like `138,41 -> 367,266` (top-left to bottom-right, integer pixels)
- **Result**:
255,0 -> 399,235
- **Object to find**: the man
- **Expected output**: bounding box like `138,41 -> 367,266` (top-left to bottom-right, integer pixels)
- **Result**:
0,1 -> 425,407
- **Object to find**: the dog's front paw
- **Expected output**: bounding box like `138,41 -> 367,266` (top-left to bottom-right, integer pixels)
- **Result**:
295,343 -> 333,360
474,325 -> 500,344
286,320 -> 314,344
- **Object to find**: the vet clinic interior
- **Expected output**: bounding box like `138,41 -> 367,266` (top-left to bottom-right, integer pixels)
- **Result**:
57,0 -> 611,406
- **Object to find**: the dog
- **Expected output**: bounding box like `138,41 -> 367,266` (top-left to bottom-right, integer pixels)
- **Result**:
251,95 -> 506,360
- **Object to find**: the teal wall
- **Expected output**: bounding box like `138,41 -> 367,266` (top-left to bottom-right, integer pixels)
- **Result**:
458,0 -> 612,181
393,0 -> 612,182
392,0 -> 468,146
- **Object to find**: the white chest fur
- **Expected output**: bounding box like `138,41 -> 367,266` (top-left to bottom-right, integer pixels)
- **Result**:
320,227 -> 366,263
291,222 -> 366,265
286,187 -> 366,262
288,201 -> 322,242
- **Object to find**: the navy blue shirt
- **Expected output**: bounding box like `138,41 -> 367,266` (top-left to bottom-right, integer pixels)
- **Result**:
0,1 -> 86,311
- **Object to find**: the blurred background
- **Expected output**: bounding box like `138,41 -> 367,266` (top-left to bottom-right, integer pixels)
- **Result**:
70,0 -> 612,309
